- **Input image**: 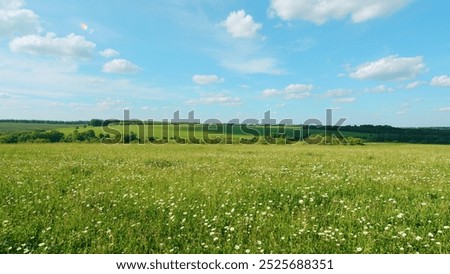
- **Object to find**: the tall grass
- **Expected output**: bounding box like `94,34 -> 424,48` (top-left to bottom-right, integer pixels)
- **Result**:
0,143 -> 449,254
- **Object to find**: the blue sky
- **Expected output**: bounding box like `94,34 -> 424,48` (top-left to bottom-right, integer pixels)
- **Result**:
1,0 -> 450,126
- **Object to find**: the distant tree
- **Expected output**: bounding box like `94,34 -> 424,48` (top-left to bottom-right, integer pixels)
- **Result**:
0,133 -> 18,143
89,119 -> 104,127
47,130 -> 65,142
123,131 -> 137,144
72,129 -> 96,142
84,129 -> 96,139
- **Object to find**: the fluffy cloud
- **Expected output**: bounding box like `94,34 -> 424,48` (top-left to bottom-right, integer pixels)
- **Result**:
222,58 -> 282,75
365,85 -> 394,93
221,10 -> 262,38
405,81 -> 423,89
333,97 -> 356,103
96,98 -> 124,110
186,94 -> 242,106
102,59 -> 140,74
396,102 -> 410,115
322,89 -> 355,104
350,55 -> 425,81
430,75 -> 450,87
269,0 -> 411,24
100,48 -> 119,58
0,0 -> 40,37
438,107 -> 450,112
0,91 -> 12,99
192,74 -> 224,85
322,89 -> 352,98
9,33 -> 96,59
0,52 -> 168,115
262,84 -> 313,99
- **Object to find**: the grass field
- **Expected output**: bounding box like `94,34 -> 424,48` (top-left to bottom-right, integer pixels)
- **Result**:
0,143 -> 449,254
0,123 -> 86,134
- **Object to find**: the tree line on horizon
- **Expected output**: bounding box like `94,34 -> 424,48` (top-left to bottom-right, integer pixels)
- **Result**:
0,119 -> 89,125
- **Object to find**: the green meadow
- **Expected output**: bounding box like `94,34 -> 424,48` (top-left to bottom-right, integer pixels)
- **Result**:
0,122 -> 86,134
0,143 -> 449,254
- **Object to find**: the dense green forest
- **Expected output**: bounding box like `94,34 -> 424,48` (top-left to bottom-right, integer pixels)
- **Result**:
339,125 -> 450,144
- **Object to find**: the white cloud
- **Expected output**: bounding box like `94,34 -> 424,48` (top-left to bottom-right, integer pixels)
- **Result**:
396,102 -> 410,115
85,76 -> 106,85
0,0 -> 22,9
286,93 -> 311,100
192,74 -> 224,85
141,106 -> 158,111
221,10 -> 262,38
365,85 -> 394,93
269,0 -> 411,24
9,33 -> 96,59
102,59 -> 140,74
0,0 -> 40,37
186,94 -> 242,106
100,48 -> 119,58
333,97 -> 356,103
290,37 -> 317,52
0,91 -> 12,99
405,81 -> 423,89
262,89 -> 282,97
350,55 -> 425,81
430,75 -> 450,87
438,107 -> 450,112
262,84 -> 313,99
285,84 -> 313,93
322,89 -> 352,98
96,98 -> 124,110
0,52 -> 166,101
222,58 -> 282,75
